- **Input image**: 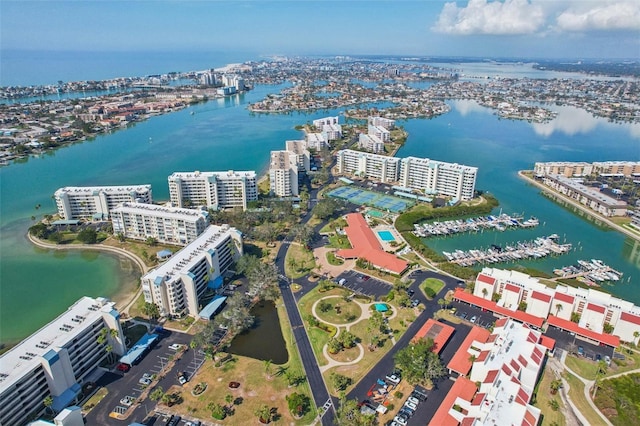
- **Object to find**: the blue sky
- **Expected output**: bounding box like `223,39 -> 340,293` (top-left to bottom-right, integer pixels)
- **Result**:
1,0 -> 639,59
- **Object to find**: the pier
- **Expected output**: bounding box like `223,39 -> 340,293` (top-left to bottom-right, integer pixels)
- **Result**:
553,259 -> 623,286
443,235 -> 572,266
413,213 -> 538,238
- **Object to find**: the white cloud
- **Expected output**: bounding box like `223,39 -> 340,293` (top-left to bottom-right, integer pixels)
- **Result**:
433,0 -> 546,35
556,1 -> 640,32
532,106 -> 599,137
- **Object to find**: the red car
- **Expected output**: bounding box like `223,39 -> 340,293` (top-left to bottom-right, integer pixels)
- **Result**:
116,363 -> 130,372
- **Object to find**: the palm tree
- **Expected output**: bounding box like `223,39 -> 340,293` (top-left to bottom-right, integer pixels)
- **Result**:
43,396 -> 54,415
555,303 -> 563,316
481,288 -> 488,299
634,331 -> 639,347
263,359 -> 273,379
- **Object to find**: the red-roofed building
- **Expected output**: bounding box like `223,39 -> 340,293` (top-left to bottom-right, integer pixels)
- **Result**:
614,311 -> 640,343
428,376 -> 477,426
447,326 -> 491,377
547,315 -> 619,347
335,213 -> 408,274
453,288 -> 545,328
531,291 -> 551,303
412,319 -> 455,354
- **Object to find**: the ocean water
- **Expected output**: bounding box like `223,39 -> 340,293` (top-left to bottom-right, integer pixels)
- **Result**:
1,53 -> 639,345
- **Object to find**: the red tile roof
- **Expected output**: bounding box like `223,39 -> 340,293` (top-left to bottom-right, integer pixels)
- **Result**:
620,312 -> 640,326
547,315 -> 620,347
447,326 -> 491,376
553,292 -> 574,304
587,303 -> 605,314
335,213 -> 408,274
531,291 -> 551,303
477,273 -> 496,285
428,376 -> 477,426
453,288 -> 545,328
483,369 -> 499,384
523,408 -> 538,426
539,335 -> 556,351
505,283 -> 521,293
412,319 -> 455,354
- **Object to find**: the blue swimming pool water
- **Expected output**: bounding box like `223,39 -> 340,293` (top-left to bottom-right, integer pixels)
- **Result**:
378,230 -> 395,241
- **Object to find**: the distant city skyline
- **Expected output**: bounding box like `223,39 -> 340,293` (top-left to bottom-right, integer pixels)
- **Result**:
1,0 -> 639,60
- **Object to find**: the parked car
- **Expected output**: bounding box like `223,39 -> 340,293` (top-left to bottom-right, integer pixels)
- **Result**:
470,316 -> 477,324
393,414 -> 408,425
577,346 -> 585,356
116,363 -> 130,372
167,415 -> 182,426
407,396 -> 420,405
411,299 -> 420,308
411,388 -> 428,401
168,343 -> 184,351
604,355 -> 611,365
120,396 -> 135,407
385,373 -> 401,385
178,371 -> 188,385
461,312 -> 468,319
403,400 -> 418,411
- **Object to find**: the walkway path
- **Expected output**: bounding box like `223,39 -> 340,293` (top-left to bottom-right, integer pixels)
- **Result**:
312,246 -> 355,279
560,351 -> 612,426
310,295 -> 398,373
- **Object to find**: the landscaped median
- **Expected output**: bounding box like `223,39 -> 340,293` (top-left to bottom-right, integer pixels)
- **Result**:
296,284 -> 418,396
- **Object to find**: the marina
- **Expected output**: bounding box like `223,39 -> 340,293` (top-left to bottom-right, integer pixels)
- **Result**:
443,234 -> 572,266
554,259 -> 624,286
413,213 -> 539,238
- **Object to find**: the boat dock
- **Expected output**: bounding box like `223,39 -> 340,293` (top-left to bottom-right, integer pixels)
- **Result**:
443,234 -> 571,266
553,259 -> 623,286
413,213 -> 538,238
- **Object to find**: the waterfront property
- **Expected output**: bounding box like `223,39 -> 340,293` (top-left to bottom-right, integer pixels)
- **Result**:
335,212 -> 408,275
54,185 -> 153,220
540,173 -> 627,217
305,132 -> 329,150
534,161 -> 640,178
269,150 -> 299,197
141,224 -> 243,318
336,149 -> 478,201
168,170 -> 258,211
285,140 -> 311,172
327,186 -> 413,213
430,318 -> 550,426
110,202 -> 209,245
0,297 -> 125,426
471,267 -> 640,344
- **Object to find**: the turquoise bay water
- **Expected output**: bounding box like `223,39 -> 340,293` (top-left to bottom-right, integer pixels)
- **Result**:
1,60 -> 640,345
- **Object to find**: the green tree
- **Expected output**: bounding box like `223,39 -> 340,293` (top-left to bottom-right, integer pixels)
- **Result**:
286,392 -> 310,417
43,396 -> 54,414
145,236 -> 158,246
337,330 -> 357,349
254,404 -> 272,423
394,338 -> 446,386
210,402 -> 226,420
330,372 -> 352,392
142,302 -> 160,328
334,397 -> 376,426
77,228 -> 97,244
327,338 -> 343,354
149,387 -> 164,401
570,312 -> 581,323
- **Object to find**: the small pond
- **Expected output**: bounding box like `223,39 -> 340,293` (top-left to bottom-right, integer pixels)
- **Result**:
227,301 -> 289,364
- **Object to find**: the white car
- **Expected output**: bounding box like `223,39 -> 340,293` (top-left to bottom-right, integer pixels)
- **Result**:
404,400 -> 418,411
407,396 -> 420,405
168,343 -> 184,351
138,377 -> 152,386
119,396 -> 135,406
393,415 -> 408,425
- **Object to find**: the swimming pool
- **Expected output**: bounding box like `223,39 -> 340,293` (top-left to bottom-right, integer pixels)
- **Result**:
377,230 -> 395,241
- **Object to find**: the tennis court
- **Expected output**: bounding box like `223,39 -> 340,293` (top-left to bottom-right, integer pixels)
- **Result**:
327,186 -> 414,213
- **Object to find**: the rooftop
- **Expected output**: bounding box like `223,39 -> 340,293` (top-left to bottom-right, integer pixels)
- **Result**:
412,318 -> 455,353
0,297 -> 116,390
113,202 -> 208,220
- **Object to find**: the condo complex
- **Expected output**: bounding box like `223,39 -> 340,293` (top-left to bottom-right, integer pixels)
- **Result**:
140,224 -> 243,318
54,185 -> 153,221
168,170 -> 258,211
0,297 -> 125,426
337,149 -> 478,201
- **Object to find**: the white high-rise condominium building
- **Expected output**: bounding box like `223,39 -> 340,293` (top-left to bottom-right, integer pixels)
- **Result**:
400,157 -> 477,201
313,116 -> 339,128
0,297 -> 125,426
337,150 -> 478,200
54,185 -> 153,220
111,202 -> 209,245
306,133 -> 328,150
337,150 -> 401,183
357,133 -> 384,153
322,124 -> 342,141
141,224 -> 243,317
285,140 -> 310,172
368,124 -> 390,142
368,116 -> 395,130
168,170 -> 257,211
269,150 -> 299,197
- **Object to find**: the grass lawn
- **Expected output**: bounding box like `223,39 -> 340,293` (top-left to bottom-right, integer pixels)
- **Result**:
168,302 -> 316,425
123,323 -> 148,347
82,387 -> 108,413
562,371 -> 606,426
326,251 -> 344,266
534,367 -> 566,426
315,297 -> 362,325
322,305 -> 417,396
400,252 -> 429,268
327,234 -> 351,249
320,218 -> 348,235
565,355 -> 599,380
163,316 -> 197,333
608,347 -> 640,375
284,244 -> 317,279
421,278 -> 445,300
127,292 -> 147,320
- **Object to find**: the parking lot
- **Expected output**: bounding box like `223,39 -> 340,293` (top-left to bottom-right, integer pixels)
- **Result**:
333,270 -> 393,299
84,330 -> 207,425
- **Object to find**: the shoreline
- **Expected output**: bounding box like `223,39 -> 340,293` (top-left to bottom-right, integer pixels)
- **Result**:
26,233 -> 147,315
518,171 -> 640,243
